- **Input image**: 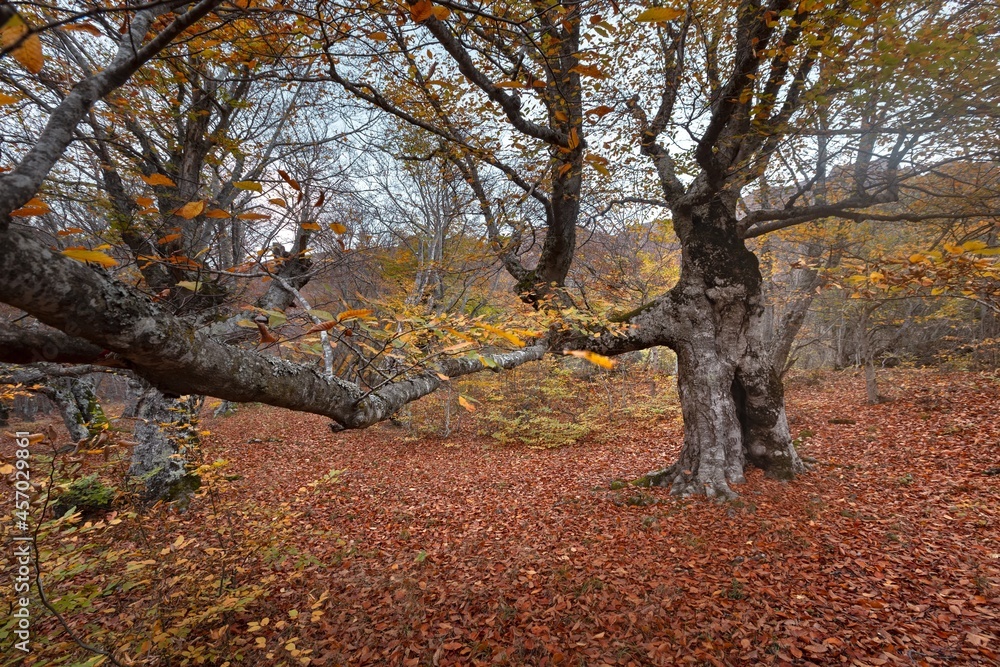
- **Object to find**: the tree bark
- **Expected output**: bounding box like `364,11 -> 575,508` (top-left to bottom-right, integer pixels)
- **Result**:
642,197 -> 803,498
129,386 -> 203,502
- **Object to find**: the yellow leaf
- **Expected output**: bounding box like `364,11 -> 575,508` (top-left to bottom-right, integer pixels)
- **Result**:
636,7 -> 685,22
176,281 -> 202,292
255,637 -> 267,648
62,247 -> 118,267
205,208 -> 230,218
142,173 -> 176,187
962,240 -> 988,252
330,222 -> 348,234
175,200 -> 205,219
435,372 -> 450,381
410,0 -> 433,22
908,253 -> 925,263
458,395 -> 476,412
431,5 -> 451,19
300,222 -> 321,231
943,242 -> 964,255
233,180 -> 263,192
476,323 -> 525,347
931,287 -> 946,296
1,11 -> 44,73
0,464 -> 13,475
563,349 -> 614,369
869,271 -> 884,281
336,308 -> 373,322
0,92 -> 21,105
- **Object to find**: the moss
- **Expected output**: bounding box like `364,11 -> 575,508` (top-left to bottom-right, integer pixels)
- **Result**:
52,474 -> 116,518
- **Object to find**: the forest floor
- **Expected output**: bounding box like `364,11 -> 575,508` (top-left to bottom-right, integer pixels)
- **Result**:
6,368 -> 1000,666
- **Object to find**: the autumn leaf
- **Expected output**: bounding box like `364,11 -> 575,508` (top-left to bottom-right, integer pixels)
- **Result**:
142,173 -> 176,187
1,9 -> 44,73
330,222 -> 348,234
306,320 -> 337,334
10,198 -> 50,217
157,233 -> 182,244
277,169 -> 301,191
457,395 -> 476,412
57,227 -> 84,236
233,180 -> 263,192
175,200 -> 205,219
368,31 -> 388,41
476,323 -> 525,347
62,247 -> 119,267
0,92 -> 21,105
410,0 -> 433,22
569,64 -> 608,79
176,280 -> 202,292
269,197 -> 287,207
237,212 -> 270,220
336,308 -> 373,322
205,208 -> 231,218
135,196 -> 155,207
636,7 -> 685,22
563,349 -> 614,369
431,5 -> 451,19
301,222 -> 322,231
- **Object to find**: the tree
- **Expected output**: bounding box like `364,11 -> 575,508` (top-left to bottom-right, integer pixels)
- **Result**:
1,0 -> 998,500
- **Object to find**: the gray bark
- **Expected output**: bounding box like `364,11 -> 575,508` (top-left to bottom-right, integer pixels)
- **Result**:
129,386 -> 203,501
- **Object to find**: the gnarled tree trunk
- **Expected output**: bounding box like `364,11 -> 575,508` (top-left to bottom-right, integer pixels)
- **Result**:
45,376 -> 108,444
645,198 -> 803,498
129,385 -> 204,502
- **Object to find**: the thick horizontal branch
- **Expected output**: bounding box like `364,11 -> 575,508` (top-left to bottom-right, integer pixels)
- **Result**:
0,323 -> 108,365
0,226 -> 556,430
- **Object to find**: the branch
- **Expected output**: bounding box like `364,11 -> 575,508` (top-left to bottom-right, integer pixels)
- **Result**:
0,323 -> 108,365
0,0 -> 225,222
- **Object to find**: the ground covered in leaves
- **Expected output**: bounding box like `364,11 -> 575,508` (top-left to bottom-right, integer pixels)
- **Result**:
5,368 -> 1000,666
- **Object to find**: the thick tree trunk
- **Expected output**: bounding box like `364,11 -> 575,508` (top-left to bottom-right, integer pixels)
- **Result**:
129,386 -> 204,501
644,198 -> 803,498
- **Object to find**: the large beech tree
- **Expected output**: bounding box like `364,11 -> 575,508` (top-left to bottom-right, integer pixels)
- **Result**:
1,0 -> 997,498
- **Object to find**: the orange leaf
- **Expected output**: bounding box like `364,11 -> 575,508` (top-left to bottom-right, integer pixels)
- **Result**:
205,208 -> 231,218
410,0 -> 433,22
1,12 -> 44,73
458,395 -> 476,412
141,173 -> 176,187
563,349 -> 614,369
135,196 -> 155,207
306,321 -> 337,334
237,212 -> 270,220
10,198 -> 50,217
277,169 -> 301,191
330,222 -> 348,234
157,233 -> 182,244
587,105 -> 615,118
431,5 -> 450,19
57,227 -> 84,236
300,222 -> 321,231
368,31 -> 388,41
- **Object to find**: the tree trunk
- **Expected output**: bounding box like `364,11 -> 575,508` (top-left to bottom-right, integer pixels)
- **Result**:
46,376 -> 108,443
129,386 -> 204,502
644,198 -> 803,498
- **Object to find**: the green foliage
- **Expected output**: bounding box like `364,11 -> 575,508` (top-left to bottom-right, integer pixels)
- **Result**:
50,473 -> 115,518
